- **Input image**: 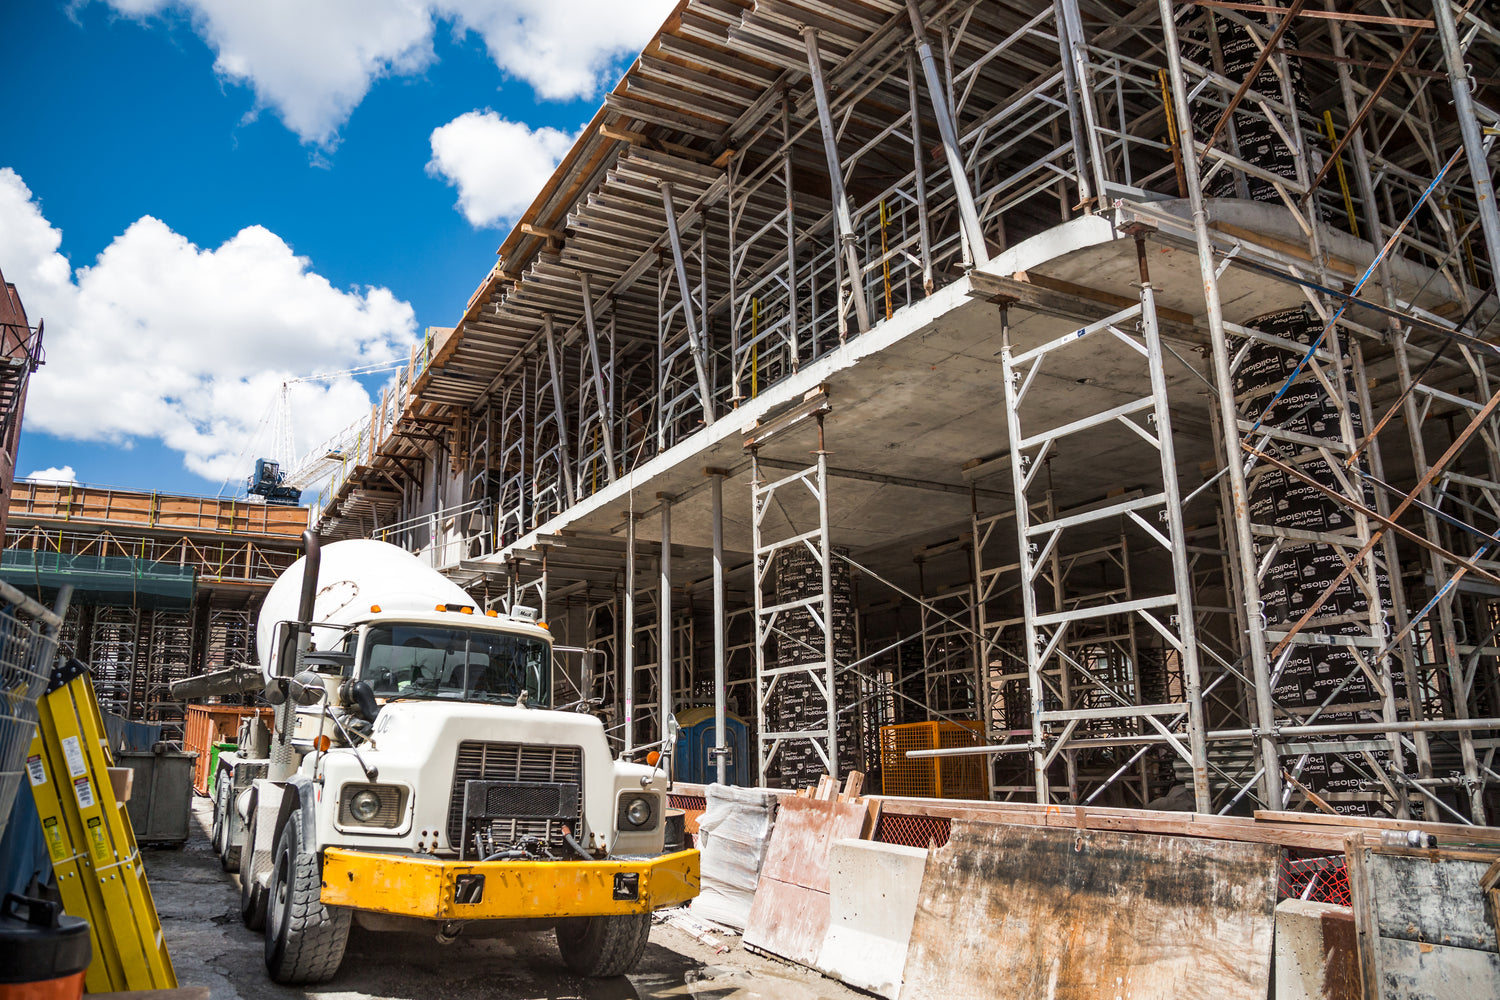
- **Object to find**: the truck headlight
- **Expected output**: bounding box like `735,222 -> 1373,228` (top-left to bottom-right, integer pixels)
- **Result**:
350,790 -> 381,822
617,794 -> 657,830
338,784 -> 407,828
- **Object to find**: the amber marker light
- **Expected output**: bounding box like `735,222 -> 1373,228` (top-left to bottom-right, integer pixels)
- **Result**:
313,735 -> 332,752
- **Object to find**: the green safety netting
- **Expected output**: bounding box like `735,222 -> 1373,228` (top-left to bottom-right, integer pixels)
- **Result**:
0,550 -> 197,610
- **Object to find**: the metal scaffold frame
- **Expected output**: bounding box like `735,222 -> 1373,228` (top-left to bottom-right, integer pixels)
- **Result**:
299,0 -> 1500,818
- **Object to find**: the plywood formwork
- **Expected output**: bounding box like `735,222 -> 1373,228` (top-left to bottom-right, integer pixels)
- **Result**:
307,1 -> 1500,827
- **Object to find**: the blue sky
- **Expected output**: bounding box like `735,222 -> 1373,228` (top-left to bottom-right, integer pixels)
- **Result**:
1,0 -> 672,499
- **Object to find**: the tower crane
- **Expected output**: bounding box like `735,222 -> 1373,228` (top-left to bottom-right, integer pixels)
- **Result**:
244,359 -> 406,505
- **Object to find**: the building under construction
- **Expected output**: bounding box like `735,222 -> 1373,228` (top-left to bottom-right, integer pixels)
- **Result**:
3,481 -> 308,742
304,0 -> 1500,826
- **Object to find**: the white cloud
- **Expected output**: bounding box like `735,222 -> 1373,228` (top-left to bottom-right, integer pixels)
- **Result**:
0,168 -> 417,485
93,1 -> 675,147
439,1 -> 674,102
25,466 -> 77,485
426,111 -> 577,227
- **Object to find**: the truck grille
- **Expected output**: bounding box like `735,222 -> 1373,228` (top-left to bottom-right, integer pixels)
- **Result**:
447,741 -> 583,854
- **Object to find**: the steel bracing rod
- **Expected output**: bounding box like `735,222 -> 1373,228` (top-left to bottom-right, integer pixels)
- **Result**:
1434,0 -> 1500,291
1197,0 -> 1309,163
541,316 -> 577,504
659,181 -> 718,426
802,27 -> 873,336
905,0 -> 989,266
1158,0 -> 1283,807
577,272 -> 618,482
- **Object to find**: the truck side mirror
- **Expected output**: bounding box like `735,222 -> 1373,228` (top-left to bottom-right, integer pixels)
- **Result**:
579,650 -> 597,698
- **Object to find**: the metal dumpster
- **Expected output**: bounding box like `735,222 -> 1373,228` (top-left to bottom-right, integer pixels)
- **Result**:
114,748 -> 196,846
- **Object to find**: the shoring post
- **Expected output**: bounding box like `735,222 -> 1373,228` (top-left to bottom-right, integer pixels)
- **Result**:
659,493 -> 675,748
802,27 -> 873,335
709,467 -> 728,784
1157,0 -> 1283,806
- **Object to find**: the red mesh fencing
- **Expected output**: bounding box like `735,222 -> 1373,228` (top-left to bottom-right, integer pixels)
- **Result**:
874,812 -> 952,848
668,794 -> 707,812
1278,854 -> 1351,906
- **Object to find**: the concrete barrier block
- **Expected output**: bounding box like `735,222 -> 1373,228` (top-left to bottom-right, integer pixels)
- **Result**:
816,839 -> 929,1000
1274,898 -> 1359,1000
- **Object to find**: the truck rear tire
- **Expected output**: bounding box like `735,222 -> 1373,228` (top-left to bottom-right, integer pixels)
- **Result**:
555,913 -> 651,977
264,809 -> 350,984
239,798 -> 267,930
210,779 -> 227,856
217,779 -> 241,872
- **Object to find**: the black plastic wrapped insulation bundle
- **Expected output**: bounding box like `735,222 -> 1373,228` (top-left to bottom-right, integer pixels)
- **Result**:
1184,11 -> 1313,204
765,545 -> 862,787
1235,307 -> 1400,815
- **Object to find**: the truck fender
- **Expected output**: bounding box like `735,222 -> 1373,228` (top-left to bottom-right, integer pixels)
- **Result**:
272,774 -> 322,858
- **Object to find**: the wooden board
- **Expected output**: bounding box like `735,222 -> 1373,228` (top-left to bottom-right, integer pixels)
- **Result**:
869,795 -> 1366,852
743,794 -> 874,967
1254,809 -> 1500,847
900,820 -> 1279,1000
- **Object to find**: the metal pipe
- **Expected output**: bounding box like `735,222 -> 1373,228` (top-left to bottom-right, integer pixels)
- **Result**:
660,494 -> 674,747
1212,718 -> 1500,739
1157,0 -> 1283,806
623,511 -> 636,755
1433,0 -> 1500,291
659,182 -> 717,425
710,469 -> 728,785
802,27 -> 873,335
904,0 -> 989,266
1141,274 -> 1211,812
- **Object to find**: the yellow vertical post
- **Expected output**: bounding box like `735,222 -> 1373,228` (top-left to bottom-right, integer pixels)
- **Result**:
1322,111 -> 1360,240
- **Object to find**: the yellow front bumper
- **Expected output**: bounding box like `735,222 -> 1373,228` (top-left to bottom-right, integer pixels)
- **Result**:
320,847 -> 700,921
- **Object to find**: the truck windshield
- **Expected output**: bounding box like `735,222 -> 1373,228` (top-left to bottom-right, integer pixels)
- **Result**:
359,624 -> 551,707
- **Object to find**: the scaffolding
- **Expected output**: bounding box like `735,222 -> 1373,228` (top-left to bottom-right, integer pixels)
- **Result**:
303,0 -> 1500,819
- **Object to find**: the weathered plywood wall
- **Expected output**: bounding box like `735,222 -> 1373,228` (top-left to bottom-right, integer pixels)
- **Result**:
900,820 -> 1279,1000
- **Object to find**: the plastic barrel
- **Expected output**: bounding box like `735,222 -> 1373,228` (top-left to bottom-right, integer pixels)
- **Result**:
0,894 -> 90,1000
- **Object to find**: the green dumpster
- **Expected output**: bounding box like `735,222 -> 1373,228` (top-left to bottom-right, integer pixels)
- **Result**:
209,742 -> 237,795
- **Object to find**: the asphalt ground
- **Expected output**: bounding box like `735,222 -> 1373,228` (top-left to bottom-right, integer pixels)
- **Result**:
140,797 -> 867,1000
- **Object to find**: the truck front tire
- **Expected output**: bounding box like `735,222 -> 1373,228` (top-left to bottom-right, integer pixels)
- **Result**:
264,809 -> 350,984
555,913 -> 652,977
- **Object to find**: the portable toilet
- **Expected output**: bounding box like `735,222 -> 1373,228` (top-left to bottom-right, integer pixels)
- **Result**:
673,706 -> 750,785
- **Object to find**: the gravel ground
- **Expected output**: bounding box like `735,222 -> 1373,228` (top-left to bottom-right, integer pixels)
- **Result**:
141,797 -> 867,1000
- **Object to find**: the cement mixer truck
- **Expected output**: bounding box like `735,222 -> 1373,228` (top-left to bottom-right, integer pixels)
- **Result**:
204,535 -> 698,984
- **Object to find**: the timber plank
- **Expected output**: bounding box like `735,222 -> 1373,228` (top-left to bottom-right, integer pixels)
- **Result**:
1254,809 -> 1500,846
900,820 -> 1279,1000
869,796 -> 1360,852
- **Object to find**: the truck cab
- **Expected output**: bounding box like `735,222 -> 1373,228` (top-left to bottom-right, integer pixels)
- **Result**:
212,539 -> 698,985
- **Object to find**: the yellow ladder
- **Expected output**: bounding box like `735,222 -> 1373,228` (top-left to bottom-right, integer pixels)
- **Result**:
26,657 -> 177,992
